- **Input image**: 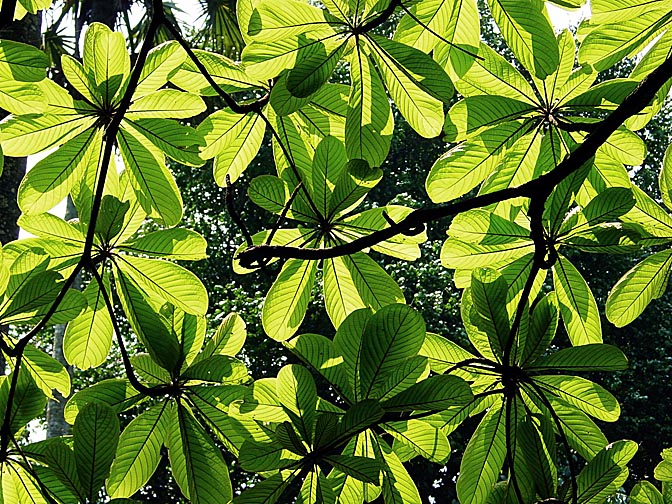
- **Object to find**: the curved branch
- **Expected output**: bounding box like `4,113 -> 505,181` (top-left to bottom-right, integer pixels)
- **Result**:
161,19 -> 269,115
238,53 -> 672,268
90,266 -> 159,397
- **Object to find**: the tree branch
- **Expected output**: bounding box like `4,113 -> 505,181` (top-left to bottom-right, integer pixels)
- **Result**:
90,266 -> 159,397
161,19 -> 269,115
238,53 -> 672,268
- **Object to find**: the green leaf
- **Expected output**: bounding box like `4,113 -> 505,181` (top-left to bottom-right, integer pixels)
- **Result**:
119,228 -> 208,261
117,128 -> 183,227
285,333 -> 351,399
61,54 -> 99,105
335,206 -> 425,261
323,252 -> 405,329
367,36 -> 446,138
311,135 -> 347,218
578,10 -> 672,71
131,354 -> 171,384
107,403 -> 169,498
445,95 -> 535,142
198,312 -> 247,360
275,421 -> 307,455
660,144 -> 672,211
277,364 -> 317,442
336,400 -> 384,441
381,375 -> 473,411
575,440 -> 638,504
345,43 -> 393,167
239,378 -> 290,423
324,455 -> 381,485
545,395 -> 608,460
469,268 -> 510,357
631,481 -> 664,504
385,419 -> 451,464
441,238 -> 534,272
22,343 -> 71,399
262,259 -> 317,341
183,355 -> 249,384
0,79 -> 45,115
18,128 -> 101,215
0,370 -> 46,434
64,279 -> 112,370
234,473 -> 296,504
186,386 -> 253,456
456,401 -> 506,504
535,375 -> 620,421
122,118 -> 205,167
530,344 -> 628,372
168,405 -> 233,504
395,0 -> 479,57
83,23 -> 130,103
247,0 -> 335,43
170,49 -> 260,96
64,379 -> 143,424
518,415 -> 557,499
655,458 -> 672,482
114,274 -> 182,370
488,0 -> 559,79
449,42 -> 537,101
286,36 -> 346,98
419,332 -> 478,377
377,439 -> 422,504
553,255 -> 602,345
0,39 -> 48,81
73,401 -> 120,502
427,122 -> 526,203
43,441 -> 85,502
248,175 -> 292,216
297,468 -> 336,504
0,113 -> 93,157
126,89 -> 205,119
198,109 -> 266,184
134,40 -> 186,98
375,355 -> 429,400
115,255 -> 208,316
329,159 -> 383,217
358,304 -> 426,400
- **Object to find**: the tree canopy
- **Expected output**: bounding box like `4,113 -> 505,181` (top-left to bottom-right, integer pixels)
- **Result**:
0,0 -> 671,503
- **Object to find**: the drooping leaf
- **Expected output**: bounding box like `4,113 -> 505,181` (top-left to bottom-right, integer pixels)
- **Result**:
456,400 -> 506,504
262,259 -> 317,341
487,0 -> 559,79
168,405 -> 233,504
107,403 -> 169,498
73,401 -> 120,502
323,252 -> 405,329
553,255 -> 602,345
358,304 -> 425,400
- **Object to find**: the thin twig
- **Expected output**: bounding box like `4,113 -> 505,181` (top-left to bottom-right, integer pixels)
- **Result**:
161,19 -> 268,115
266,182 -> 304,246
225,174 -> 254,248
90,266 -> 157,397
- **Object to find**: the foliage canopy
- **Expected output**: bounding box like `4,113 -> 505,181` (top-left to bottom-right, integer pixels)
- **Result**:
0,0 -> 671,502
